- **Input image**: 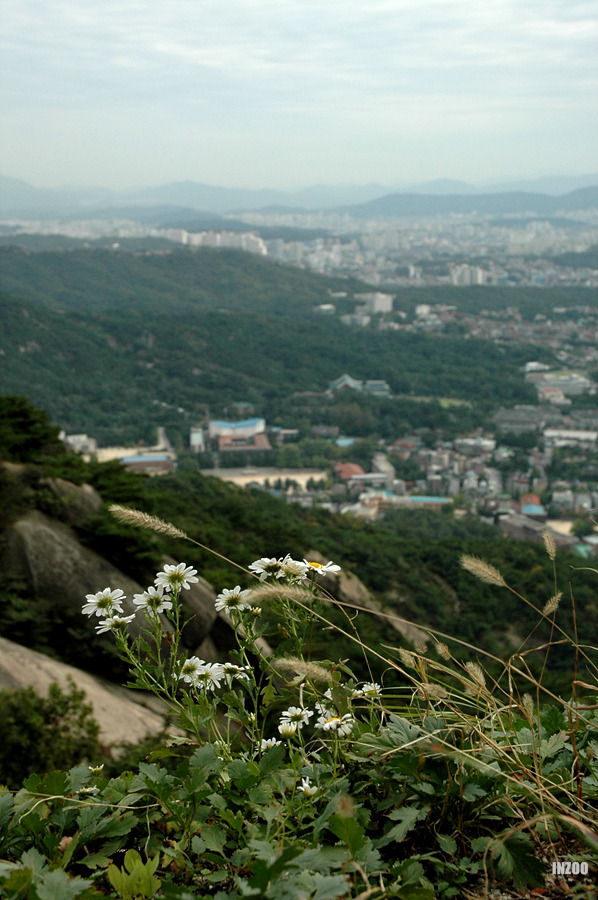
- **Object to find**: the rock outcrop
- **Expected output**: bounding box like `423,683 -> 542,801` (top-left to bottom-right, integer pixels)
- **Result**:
0,511 -> 219,649
0,635 -> 167,747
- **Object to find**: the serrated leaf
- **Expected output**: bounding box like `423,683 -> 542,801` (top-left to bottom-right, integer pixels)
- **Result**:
0,791 -> 14,830
258,742 -> 286,775
328,814 -> 366,856
201,824 -> 227,855
377,805 -> 430,848
437,834 -> 457,854
20,847 -> 49,875
488,835 -> 545,891
540,732 -> 567,759
67,766 -> 92,794
36,869 -> 92,900
462,782 -> 487,803
471,836 -> 491,853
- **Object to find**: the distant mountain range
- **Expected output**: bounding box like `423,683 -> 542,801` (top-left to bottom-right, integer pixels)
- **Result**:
1,173 -> 597,220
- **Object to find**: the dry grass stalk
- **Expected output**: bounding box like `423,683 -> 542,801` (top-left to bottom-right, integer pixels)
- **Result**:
460,554 -> 506,587
109,504 -> 189,540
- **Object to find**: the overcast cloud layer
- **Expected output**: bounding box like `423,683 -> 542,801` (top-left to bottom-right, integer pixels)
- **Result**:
1,0 -> 597,189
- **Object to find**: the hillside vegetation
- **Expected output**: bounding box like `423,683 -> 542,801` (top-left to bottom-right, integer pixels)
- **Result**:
0,244 -> 565,445
0,398 -> 597,898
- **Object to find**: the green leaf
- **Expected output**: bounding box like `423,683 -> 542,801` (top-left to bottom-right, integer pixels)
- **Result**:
36,869 -> 93,900
200,824 -> 227,855
67,765 -> 92,794
437,834 -> 457,855
462,782 -> 487,803
488,834 -> 545,892
328,814 -> 366,857
20,848 -> 49,876
258,743 -> 286,775
376,805 -> 430,848
0,791 -> 14,830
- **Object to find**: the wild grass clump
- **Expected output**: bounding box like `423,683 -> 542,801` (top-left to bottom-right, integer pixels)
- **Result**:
1,516 -> 596,899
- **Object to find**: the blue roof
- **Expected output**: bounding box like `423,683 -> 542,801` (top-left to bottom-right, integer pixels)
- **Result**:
409,496 -> 451,503
522,504 -> 546,515
121,454 -> 171,463
211,418 -> 263,430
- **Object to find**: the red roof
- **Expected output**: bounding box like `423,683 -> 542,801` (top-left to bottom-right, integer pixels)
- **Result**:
335,463 -> 366,479
520,492 -> 541,506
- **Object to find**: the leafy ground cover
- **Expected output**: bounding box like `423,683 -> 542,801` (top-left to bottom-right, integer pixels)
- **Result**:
1,508 -> 597,899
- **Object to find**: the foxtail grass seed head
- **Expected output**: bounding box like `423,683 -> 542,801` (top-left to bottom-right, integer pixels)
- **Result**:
543,592 -> 562,616
272,657 -> 333,683
398,648 -> 418,669
542,529 -> 557,561
460,554 -> 506,587
417,683 -> 449,701
244,582 -> 314,606
334,794 -> 356,818
109,504 -> 189,540
464,661 -> 486,693
436,642 -> 452,661
522,693 -> 534,719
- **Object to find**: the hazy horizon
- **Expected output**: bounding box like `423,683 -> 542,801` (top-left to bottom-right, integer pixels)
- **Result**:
2,1 -> 597,192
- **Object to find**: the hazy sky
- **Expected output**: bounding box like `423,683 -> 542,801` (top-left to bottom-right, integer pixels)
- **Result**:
1,0 -> 597,189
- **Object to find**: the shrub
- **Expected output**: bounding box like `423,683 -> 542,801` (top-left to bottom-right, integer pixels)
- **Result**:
0,679 -> 101,790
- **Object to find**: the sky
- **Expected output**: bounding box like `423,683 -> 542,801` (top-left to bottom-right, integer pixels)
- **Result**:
1,0 -> 597,190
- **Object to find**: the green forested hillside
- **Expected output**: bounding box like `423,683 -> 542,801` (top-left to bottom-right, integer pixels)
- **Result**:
0,245 -> 361,316
1,289 -> 540,444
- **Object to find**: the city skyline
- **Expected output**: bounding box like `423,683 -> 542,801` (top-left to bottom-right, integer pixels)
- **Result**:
1,0 -> 597,191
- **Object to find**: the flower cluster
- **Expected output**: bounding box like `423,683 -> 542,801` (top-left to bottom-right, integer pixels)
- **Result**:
81,563 -> 198,633
249,555 -> 341,583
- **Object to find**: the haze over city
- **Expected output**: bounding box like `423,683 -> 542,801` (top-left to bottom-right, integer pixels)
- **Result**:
2,0 -> 597,191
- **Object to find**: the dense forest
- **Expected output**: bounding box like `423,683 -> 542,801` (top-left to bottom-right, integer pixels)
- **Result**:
1,242 -> 579,446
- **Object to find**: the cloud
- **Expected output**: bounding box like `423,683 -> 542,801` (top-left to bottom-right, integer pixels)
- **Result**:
1,0 -> 597,186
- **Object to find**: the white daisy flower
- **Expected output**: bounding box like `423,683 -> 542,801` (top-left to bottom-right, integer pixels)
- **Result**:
214,586 -> 253,612
351,682 -> 382,700
248,557 -> 283,581
155,563 -> 199,593
303,560 -> 341,575
179,657 -> 225,690
360,682 -> 382,698
277,555 -> 308,581
297,777 -> 317,797
260,737 -> 282,751
88,764 -> 104,773
95,613 -> 136,635
316,712 -> 355,736
82,588 -> 125,618
133,584 -> 173,617
278,720 -> 298,738
78,786 -> 100,796
280,706 -> 313,728
223,662 -> 252,686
